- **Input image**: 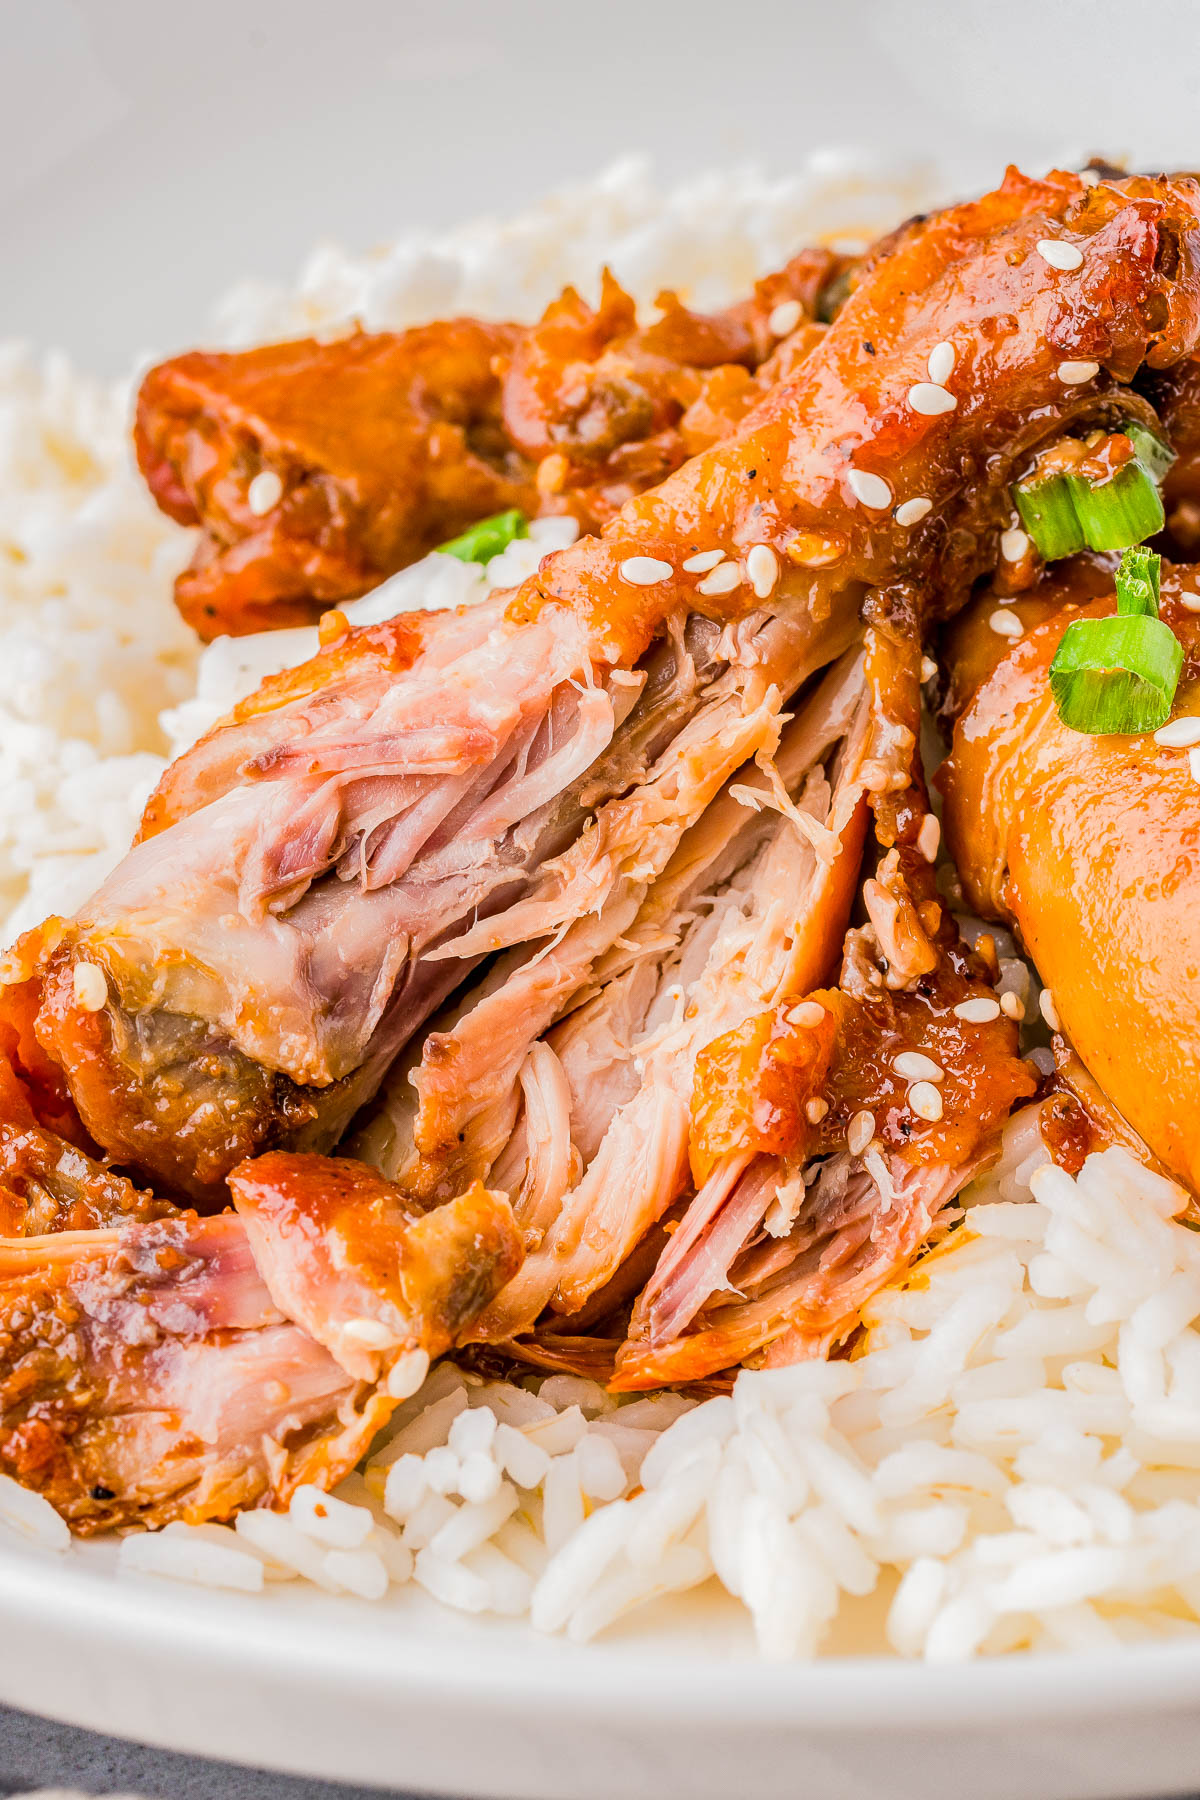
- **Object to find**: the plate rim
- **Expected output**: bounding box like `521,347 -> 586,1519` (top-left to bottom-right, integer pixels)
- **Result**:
5,1535 -> 1200,1738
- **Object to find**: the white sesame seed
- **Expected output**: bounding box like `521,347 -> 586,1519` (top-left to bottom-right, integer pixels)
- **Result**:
908,1081 -> 944,1122
954,996 -> 1002,1023
907,382 -> 957,416
1039,989 -> 1062,1033
386,1348 -> 431,1399
768,299 -> 803,338
989,609 -> 1023,639
247,470 -> 283,516
1001,527 -> 1030,562
682,549 -> 726,573
917,813 -> 941,863
805,1097 -> 829,1125
926,341 -> 956,386
746,543 -> 779,599
697,561 -> 741,598
619,556 -> 673,586
847,468 -> 893,509
894,1051 -> 945,1083
895,496 -> 933,527
1189,746 -> 1200,785
920,655 -> 938,683
72,961 -> 107,1012
1036,238 -> 1084,272
1057,360 -> 1100,386
1000,991 -> 1025,1021
1154,716 -> 1200,747
1079,168 -> 1100,187
342,1317 -> 395,1348
1179,592 -> 1200,614
847,1110 -> 875,1157
787,1000 -> 826,1029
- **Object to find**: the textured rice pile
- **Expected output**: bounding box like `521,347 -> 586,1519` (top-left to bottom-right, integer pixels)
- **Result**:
0,345 -> 195,937
11,154 -> 1200,1661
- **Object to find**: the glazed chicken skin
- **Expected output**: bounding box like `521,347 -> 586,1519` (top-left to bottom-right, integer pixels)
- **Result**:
0,1152 -> 519,1531
136,252 -> 836,640
939,558 -> 1200,1192
17,166 -> 1200,1210
137,320 -> 534,639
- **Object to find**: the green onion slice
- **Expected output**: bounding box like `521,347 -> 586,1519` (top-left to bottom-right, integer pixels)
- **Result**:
1069,460 -> 1165,552
1013,423 -> 1175,563
1014,476 -> 1085,561
1123,421 -> 1177,485
437,509 -> 529,564
1049,546 -> 1183,735
1114,543 -> 1161,618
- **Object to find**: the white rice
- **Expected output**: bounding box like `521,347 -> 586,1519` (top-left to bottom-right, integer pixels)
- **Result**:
10,154 -> 1200,1661
99,1127 -> 1200,1662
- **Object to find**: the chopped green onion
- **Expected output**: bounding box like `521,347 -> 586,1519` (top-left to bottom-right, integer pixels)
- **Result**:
437,509 -> 528,564
1049,546 -> 1182,735
1012,422 -> 1175,563
1113,543 -> 1161,618
1123,421 -> 1177,485
1013,476 -> 1085,561
1068,460 -> 1165,551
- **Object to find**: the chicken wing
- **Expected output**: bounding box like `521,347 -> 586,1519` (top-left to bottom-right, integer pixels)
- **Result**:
135,251 -> 836,640
136,321 -> 534,639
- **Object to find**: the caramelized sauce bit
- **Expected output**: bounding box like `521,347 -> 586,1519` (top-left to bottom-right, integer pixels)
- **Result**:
1038,1085 -> 1097,1176
690,963 -> 1035,1177
690,1003 -> 837,1183
1025,428 -> 1137,487
814,973 -> 1035,1167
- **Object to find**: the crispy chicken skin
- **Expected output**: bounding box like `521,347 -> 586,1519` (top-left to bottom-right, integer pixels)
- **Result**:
939,559 -> 1200,1192
19,167 -> 1200,1205
0,1156 -> 519,1531
135,252 -> 835,641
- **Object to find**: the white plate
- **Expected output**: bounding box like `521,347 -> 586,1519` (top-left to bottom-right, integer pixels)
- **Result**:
5,1532 -> 1200,1799
8,3 -> 1200,1795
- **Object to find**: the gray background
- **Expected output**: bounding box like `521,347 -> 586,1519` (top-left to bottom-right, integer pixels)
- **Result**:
0,1705 -> 447,1800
